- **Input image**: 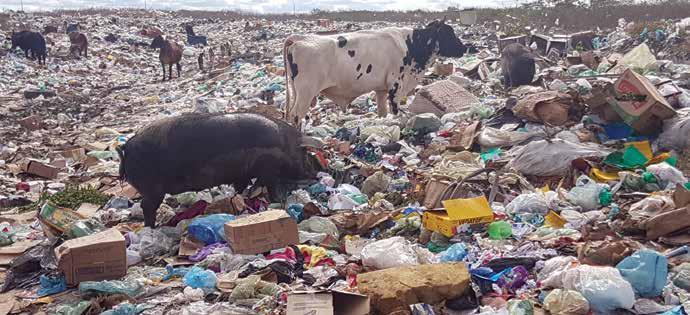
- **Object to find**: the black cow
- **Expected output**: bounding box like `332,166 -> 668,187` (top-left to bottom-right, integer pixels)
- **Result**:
10,31 -> 47,65
501,43 -> 536,88
117,113 -> 325,227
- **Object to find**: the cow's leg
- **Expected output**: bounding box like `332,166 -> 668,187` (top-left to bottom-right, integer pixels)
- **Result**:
168,64 -> 173,80
289,83 -> 319,128
161,63 -> 166,81
375,90 -> 389,117
176,63 -> 181,78
387,82 -> 403,115
141,193 -> 164,228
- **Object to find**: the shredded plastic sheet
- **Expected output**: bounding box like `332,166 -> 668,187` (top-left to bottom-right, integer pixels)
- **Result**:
507,139 -> 611,176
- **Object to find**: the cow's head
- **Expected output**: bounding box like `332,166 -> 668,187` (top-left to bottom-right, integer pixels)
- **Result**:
150,35 -> 165,49
426,20 -> 467,58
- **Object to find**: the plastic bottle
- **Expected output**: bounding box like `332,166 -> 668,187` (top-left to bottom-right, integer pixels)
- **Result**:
187,214 -> 235,245
488,221 -> 512,240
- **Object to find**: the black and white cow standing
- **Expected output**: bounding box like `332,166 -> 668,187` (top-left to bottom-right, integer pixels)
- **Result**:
283,20 -> 468,127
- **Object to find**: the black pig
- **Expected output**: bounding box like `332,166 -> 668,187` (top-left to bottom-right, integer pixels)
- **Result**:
117,113 -> 325,227
10,31 -> 47,65
501,43 -> 535,88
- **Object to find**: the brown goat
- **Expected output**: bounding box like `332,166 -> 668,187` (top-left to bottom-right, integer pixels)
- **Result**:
150,35 -> 182,81
68,32 -> 88,58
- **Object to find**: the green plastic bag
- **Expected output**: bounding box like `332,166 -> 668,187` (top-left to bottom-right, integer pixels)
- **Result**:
604,146 -> 649,169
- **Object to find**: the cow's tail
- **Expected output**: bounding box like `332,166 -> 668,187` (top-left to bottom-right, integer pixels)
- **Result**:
282,37 -> 294,123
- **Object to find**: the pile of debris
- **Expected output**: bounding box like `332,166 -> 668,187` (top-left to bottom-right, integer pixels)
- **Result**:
1,9 -> 690,315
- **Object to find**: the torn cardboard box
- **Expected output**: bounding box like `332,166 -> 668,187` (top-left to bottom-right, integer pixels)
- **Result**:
607,69 -> 676,135
224,210 -> 299,255
409,80 -> 479,117
512,91 -> 573,126
25,160 -> 60,179
287,291 -> 370,315
55,228 -> 126,286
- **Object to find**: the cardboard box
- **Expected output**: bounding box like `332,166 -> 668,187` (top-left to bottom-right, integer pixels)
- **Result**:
56,147 -> 87,162
287,291 -> 370,315
39,202 -> 85,233
423,196 -> 494,237
224,210 -> 299,255
607,69 -> 677,135
18,115 -> 43,131
55,228 -> 126,286
25,160 -> 59,179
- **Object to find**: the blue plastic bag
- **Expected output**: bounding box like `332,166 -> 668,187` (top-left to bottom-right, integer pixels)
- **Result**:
286,204 -> 305,222
616,249 -> 668,297
183,267 -> 217,292
37,274 -> 66,297
439,243 -> 467,262
187,214 -> 235,245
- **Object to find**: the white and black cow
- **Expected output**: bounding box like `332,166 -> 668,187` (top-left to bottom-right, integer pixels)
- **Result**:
283,20 -> 467,126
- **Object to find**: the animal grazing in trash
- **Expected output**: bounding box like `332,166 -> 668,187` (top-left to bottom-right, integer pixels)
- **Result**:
501,43 -> 536,88
65,22 -> 79,34
104,33 -> 119,43
117,113 -> 326,227
43,25 -> 58,34
150,35 -> 183,81
68,32 -> 88,58
185,25 -> 208,46
140,27 -> 162,39
283,20 -> 467,127
10,31 -> 47,65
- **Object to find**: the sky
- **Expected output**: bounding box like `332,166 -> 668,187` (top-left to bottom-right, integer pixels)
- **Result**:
0,0 -> 517,13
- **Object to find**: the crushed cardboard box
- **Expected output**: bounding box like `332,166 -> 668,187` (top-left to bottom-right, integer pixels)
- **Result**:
55,228 -> 126,286
224,210 -> 299,255
607,69 -> 676,135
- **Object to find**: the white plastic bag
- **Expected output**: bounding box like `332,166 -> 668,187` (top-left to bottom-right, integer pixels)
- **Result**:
507,139 -> 610,176
361,236 -> 419,270
646,163 -> 688,190
544,289 -> 590,315
561,265 -> 635,314
538,256 -> 578,286
566,175 -> 610,210
298,216 -> 339,239
477,127 -> 546,148
657,108 -> 690,152
506,191 -> 557,215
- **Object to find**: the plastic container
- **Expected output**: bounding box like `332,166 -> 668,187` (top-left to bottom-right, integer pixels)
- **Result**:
488,221 -> 512,240
187,214 -> 235,245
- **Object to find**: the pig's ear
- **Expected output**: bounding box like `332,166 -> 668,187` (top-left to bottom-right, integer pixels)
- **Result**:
300,136 -> 323,148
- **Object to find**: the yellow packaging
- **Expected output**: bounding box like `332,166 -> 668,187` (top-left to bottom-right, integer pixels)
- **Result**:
544,210 -> 567,228
423,196 -> 494,237
590,168 -> 620,182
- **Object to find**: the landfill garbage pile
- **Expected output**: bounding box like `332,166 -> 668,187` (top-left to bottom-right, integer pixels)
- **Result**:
1,8 -> 690,315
